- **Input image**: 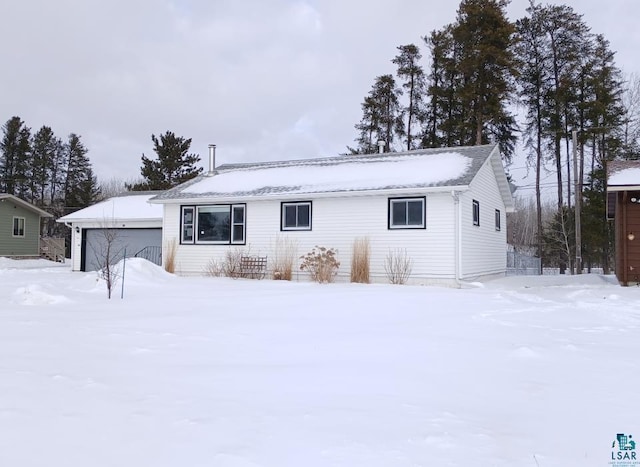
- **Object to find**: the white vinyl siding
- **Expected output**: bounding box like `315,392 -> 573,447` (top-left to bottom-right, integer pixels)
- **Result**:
460,151 -> 507,279
163,193 -> 457,283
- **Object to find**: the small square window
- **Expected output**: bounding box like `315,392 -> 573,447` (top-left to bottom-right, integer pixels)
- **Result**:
12,217 -> 25,237
282,202 -> 312,230
389,197 -> 425,229
473,200 -> 480,226
495,209 -> 501,231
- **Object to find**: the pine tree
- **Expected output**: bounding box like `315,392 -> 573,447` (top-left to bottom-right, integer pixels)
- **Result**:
423,25 -> 462,148
422,0 -> 517,160
392,44 -> 426,151
129,131 -> 203,191
30,126 -> 63,206
351,75 -> 404,154
515,4 -> 552,261
452,0 -> 518,161
0,116 -> 31,197
64,133 -> 99,211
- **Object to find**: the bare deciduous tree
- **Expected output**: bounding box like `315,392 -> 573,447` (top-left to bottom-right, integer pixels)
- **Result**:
91,225 -> 124,299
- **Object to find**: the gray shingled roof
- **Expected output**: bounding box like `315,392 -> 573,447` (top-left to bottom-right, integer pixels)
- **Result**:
151,144 -> 499,202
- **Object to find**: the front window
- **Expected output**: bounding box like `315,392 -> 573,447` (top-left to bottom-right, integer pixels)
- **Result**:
281,202 -> 312,230
197,206 -> 230,242
389,197 -> 425,229
181,204 -> 245,244
12,217 -> 25,237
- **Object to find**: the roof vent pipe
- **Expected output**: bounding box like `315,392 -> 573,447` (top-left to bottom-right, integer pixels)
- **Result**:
208,144 -> 216,174
377,140 -> 385,154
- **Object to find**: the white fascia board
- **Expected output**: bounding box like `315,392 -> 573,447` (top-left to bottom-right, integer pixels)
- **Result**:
607,185 -> 640,192
56,218 -> 162,225
151,185 -> 470,205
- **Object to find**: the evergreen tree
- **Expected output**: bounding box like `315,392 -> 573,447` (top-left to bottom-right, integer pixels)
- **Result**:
452,0 -> 518,161
423,25 -> 462,148
392,44 -> 426,151
64,133 -> 99,211
0,116 -> 31,197
515,4 -> 552,260
422,0 -> 517,160
130,131 -> 202,191
30,126 -> 63,206
351,75 -> 404,154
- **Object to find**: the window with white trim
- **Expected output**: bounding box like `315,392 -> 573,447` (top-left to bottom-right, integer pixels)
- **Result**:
181,207 -> 194,243
495,209 -> 501,231
473,200 -> 480,226
12,217 -> 25,237
180,204 -> 245,244
281,201 -> 312,231
389,197 -> 425,229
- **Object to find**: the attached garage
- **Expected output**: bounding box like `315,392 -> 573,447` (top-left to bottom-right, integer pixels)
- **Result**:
81,227 -> 162,272
58,192 -> 163,272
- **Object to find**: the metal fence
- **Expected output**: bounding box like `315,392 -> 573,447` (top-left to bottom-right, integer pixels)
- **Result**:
133,245 -> 162,266
507,251 -> 541,276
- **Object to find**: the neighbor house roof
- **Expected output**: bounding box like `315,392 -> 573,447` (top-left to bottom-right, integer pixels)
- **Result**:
607,160 -> 640,191
57,192 -> 163,223
150,144 -> 513,210
0,194 -> 53,217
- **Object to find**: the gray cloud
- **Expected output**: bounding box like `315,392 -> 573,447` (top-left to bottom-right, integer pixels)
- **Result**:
0,0 -> 637,183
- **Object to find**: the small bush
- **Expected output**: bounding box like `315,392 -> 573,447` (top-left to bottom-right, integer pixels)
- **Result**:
350,237 -> 370,283
384,248 -> 413,284
164,239 -> 177,273
222,247 -> 248,278
204,258 -> 224,277
300,246 -> 340,283
272,235 -> 298,280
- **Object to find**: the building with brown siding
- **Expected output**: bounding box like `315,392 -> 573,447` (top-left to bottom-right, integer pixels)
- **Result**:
607,161 -> 640,285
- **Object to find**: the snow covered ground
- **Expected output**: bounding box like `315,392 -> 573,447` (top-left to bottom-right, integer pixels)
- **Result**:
0,257 -> 638,467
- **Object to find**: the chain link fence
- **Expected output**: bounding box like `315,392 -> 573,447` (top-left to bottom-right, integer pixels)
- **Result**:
507,251 -> 541,276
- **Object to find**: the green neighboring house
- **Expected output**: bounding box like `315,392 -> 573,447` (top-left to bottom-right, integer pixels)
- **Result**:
0,194 -> 53,257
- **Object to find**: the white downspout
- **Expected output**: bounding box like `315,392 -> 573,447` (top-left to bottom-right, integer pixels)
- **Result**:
452,190 -> 462,287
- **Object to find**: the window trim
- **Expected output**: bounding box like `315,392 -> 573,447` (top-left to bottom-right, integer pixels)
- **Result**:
180,204 -> 246,245
472,200 -> 480,226
12,216 -> 25,237
181,206 -> 195,244
281,201 -> 312,231
388,197 -> 426,230
495,209 -> 501,231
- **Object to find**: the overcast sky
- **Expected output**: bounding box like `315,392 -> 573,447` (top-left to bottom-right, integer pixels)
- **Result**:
1,0 -> 638,188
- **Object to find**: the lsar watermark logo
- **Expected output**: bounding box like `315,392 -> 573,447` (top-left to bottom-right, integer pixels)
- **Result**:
610,433 -> 637,466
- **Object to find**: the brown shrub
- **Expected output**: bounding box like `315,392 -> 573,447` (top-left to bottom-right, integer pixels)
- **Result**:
300,246 -> 340,283
350,237 -> 370,283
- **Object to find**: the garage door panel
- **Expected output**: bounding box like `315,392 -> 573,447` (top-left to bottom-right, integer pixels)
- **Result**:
83,228 -> 162,272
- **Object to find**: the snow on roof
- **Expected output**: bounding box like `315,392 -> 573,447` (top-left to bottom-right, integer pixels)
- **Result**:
58,193 -> 162,222
608,167 -> 640,186
188,152 -> 470,195
153,144 -> 498,202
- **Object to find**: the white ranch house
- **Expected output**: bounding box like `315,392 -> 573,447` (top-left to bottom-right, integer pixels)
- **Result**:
150,143 -> 514,285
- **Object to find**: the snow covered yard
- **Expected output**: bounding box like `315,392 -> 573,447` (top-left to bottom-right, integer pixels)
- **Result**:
0,258 -> 638,467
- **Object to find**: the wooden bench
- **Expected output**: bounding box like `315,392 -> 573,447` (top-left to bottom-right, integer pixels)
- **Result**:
239,255 -> 267,279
